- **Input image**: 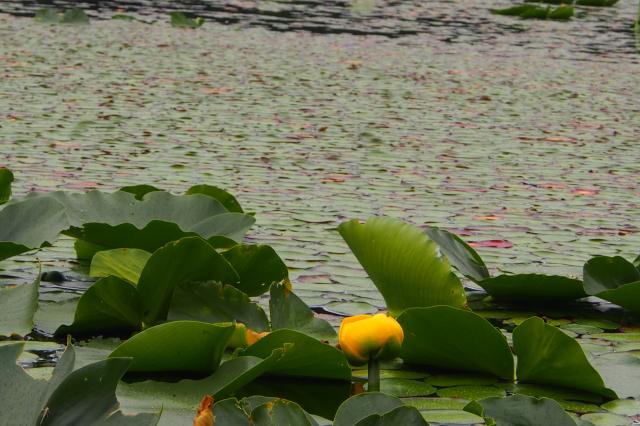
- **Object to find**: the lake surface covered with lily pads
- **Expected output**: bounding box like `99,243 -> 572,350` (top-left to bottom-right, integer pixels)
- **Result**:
0,1 -> 640,423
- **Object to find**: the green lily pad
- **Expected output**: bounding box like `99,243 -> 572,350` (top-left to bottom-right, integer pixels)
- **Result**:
355,406 -> 428,426
242,329 -> 350,380
583,256 -> 640,314
222,244 -> 288,296
89,248 -> 151,284
333,392 -> 404,426
338,217 -> 466,316
398,306 -> 515,379
186,184 -> 244,213
371,379 -> 436,397
0,196 -> 68,261
476,274 -> 586,303
0,167 -> 13,204
403,397 -> 469,410
170,12 -> 204,29
590,352 -> 640,399
56,276 -> 142,337
109,321 -> 235,373
507,383 -> 606,404
420,409 -> 483,424
425,226 -> 490,281
464,395 -> 577,426
425,372 -> 498,387
601,399 -> 640,416
436,385 -> 506,400
251,399 -> 319,426
168,280 -> 269,332
580,412 -> 633,426
323,301 -> 378,316
269,283 -> 336,341
0,274 -> 39,337
137,237 -> 239,324
513,317 -> 616,399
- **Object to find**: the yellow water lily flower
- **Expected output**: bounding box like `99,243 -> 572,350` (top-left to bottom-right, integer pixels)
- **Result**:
193,395 -> 214,426
228,322 -> 268,348
338,313 -> 404,366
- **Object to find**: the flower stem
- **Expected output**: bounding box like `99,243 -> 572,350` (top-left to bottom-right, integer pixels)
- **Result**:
367,358 -> 380,392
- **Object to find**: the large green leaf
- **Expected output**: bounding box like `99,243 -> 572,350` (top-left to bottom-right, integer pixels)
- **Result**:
56,276 -> 143,337
338,217 -> 466,315
269,282 -> 336,341
463,395 -> 577,426
333,393 -> 405,426
0,342 -> 75,425
0,273 -> 39,336
583,256 -> 640,314
242,329 -> 351,380
513,317 -> 616,399
222,244 -> 289,296
186,184 -> 244,213
168,280 -> 269,332
0,167 -> 13,204
118,349 -> 284,423
476,274 -> 587,303
398,306 -> 514,379
355,406 -> 429,426
251,399 -> 319,426
0,195 -> 68,261
109,321 -> 234,373
425,226 -> 490,281
41,357 -> 159,425
90,248 -> 151,284
137,237 -> 239,324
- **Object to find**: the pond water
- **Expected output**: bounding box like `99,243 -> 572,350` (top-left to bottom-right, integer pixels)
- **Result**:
0,1 -> 639,423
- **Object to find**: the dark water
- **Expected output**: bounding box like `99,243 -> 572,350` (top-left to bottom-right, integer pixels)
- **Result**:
0,0 -> 638,60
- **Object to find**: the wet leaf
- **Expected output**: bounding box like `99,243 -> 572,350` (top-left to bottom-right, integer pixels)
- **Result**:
425,226 -> 490,282
222,244 -> 288,296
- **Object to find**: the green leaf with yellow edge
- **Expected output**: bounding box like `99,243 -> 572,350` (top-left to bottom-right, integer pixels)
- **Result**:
56,276 -> 142,337
136,237 -> 239,324
338,217 -> 466,316
89,248 -> 151,284
0,273 -> 39,337
398,306 -> 514,379
0,167 -> 13,204
513,317 -> 617,399
109,321 -> 234,374
242,329 -> 351,380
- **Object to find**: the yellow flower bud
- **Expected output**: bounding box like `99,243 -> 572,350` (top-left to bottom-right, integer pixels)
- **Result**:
228,323 -> 268,348
338,313 -> 404,366
193,395 -> 214,426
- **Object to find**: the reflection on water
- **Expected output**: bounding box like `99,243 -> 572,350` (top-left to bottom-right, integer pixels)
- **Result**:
0,0 -> 638,61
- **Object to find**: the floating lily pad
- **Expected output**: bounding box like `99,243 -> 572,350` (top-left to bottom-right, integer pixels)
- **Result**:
513,317 -> 616,399
464,395 -> 577,426
322,301 -> 378,316
580,412 -> 633,426
476,274 -> 586,303
339,217 -> 466,315
436,385 -> 506,400
109,321 -> 235,374
403,397 -> 469,410
601,399 -> 640,416
370,379 -> 436,397
398,306 -> 515,379
170,12 -> 204,28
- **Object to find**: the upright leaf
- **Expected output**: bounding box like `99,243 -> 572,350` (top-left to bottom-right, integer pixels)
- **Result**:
513,317 -> 616,399
90,248 -> 151,284
339,217 -> 466,315
56,276 -> 143,337
398,306 -> 514,380
137,237 -> 239,324
168,280 -> 269,331
425,226 -> 490,281
0,273 -> 39,337
222,244 -> 289,296
242,329 -> 351,380
187,184 -> 244,213
0,167 -> 13,204
333,393 -> 405,426
109,321 -> 234,373
354,406 -> 428,426
583,256 -> 640,314
269,282 -> 336,341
